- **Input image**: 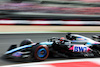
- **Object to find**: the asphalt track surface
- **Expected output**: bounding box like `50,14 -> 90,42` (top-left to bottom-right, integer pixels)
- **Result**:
0,33 -> 100,66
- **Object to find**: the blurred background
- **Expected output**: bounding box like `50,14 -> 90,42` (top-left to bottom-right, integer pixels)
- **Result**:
0,0 -> 99,25
0,0 -> 100,20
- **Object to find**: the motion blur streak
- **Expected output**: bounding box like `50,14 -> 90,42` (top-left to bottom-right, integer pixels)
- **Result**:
1,58 -> 100,67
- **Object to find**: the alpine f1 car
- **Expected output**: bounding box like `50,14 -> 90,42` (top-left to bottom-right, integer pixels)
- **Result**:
3,34 -> 100,61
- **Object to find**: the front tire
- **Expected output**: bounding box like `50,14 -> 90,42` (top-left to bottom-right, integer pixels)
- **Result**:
31,44 -> 49,61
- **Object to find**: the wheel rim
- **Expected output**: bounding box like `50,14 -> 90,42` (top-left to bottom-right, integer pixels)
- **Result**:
37,48 -> 47,58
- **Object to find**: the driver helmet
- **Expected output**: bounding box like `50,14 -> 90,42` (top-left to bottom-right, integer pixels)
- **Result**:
60,37 -> 65,41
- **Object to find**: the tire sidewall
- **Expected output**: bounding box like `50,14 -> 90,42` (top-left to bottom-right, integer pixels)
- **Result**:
31,44 -> 49,61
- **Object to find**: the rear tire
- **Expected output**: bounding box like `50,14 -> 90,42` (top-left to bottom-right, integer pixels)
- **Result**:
31,44 -> 49,61
92,49 -> 100,57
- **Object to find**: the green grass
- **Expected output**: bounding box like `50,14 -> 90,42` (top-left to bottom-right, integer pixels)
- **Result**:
55,31 -> 100,32
0,31 -> 100,34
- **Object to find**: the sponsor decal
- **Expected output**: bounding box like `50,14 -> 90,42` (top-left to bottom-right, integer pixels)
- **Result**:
12,52 -> 22,57
73,45 -> 88,52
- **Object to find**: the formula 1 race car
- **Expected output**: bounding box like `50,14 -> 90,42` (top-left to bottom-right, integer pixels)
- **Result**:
3,34 -> 100,61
